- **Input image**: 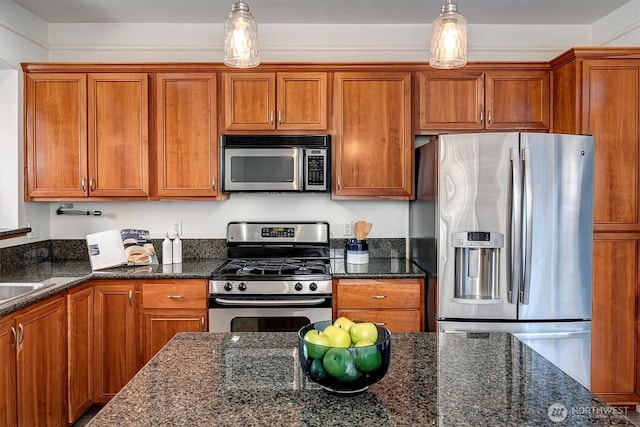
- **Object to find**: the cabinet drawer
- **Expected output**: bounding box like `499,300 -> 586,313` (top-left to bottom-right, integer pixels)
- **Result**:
336,281 -> 422,309
336,309 -> 421,332
142,281 -> 207,309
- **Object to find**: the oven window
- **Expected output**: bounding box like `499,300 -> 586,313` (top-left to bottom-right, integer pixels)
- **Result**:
230,316 -> 311,332
231,156 -> 294,183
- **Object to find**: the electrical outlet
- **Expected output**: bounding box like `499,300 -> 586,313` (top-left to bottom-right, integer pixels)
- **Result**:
343,221 -> 352,237
172,220 -> 183,237
27,222 -> 39,239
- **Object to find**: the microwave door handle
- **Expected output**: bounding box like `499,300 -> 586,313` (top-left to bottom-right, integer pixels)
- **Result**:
299,148 -> 305,190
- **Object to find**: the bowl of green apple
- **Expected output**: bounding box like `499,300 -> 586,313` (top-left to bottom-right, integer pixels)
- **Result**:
298,318 -> 391,395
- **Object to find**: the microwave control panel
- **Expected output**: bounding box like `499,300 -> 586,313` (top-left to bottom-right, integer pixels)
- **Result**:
305,149 -> 328,191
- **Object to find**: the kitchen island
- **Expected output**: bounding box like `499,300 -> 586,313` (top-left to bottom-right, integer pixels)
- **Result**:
87,332 -> 631,426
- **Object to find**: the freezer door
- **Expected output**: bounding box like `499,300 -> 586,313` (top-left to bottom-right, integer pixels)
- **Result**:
437,133 -> 520,320
518,133 -> 593,320
437,321 -> 591,390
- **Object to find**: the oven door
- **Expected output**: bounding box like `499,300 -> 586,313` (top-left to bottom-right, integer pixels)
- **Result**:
222,147 -> 302,192
209,295 -> 332,332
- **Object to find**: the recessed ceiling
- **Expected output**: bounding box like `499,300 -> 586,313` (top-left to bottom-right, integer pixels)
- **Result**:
11,0 -> 633,25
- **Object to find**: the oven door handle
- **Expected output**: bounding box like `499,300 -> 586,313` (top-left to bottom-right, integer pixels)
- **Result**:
214,297 -> 329,307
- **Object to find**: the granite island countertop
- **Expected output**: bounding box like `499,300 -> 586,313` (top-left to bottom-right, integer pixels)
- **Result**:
87,332 -> 631,426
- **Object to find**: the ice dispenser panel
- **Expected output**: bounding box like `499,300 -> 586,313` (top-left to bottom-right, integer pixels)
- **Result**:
453,232 -> 503,301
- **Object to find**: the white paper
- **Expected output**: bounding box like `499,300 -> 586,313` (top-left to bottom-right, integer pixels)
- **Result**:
86,229 -> 127,270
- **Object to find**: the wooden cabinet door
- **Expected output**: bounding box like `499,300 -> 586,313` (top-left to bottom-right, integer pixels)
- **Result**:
25,73 -> 88,199
591,237 -> 639,403
335,310 -> 421,333
582,61 -> 640,230
333,72 -> 413,199
94,282 -> 137,403
276,72 -> 328,130
156,73 -> 218,198
141,311 -> 206,363
140,280 -> 207,363
485,70 -> 550,130
88,73 -> 149,197
15,296 -> 66,427
223,72 -> 276,130
67,285 -> 94,424
0,316 -> 17,427
416,71 -> 484,131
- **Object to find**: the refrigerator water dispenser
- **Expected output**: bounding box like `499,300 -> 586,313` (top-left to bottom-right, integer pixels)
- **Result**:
453,232 -> 504,301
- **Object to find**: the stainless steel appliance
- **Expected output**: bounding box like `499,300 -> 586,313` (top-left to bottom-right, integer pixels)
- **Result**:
409,132 -> 594,389
220,134 -> 330,192
209,222 -> 332,332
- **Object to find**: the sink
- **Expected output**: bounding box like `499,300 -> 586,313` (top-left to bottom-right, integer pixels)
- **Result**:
0,283 -> 45,302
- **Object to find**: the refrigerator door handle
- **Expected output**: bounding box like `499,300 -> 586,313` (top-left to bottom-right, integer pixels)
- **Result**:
520,148 -> 533,305
514,331 -> 590,340
509,148 -> 521,305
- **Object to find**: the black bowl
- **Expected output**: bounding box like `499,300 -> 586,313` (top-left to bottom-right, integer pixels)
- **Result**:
298,320 -> 391,395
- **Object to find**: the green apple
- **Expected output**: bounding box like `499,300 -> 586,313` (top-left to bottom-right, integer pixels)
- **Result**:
339,358 -> 362,382
322,347 -> 352,378
333,316 -> 356,332
303,329 -> 331,359
310,358 -> 327,380
353,342 -> 382,372
322,325 -> 352,348
350,322 -> 379,345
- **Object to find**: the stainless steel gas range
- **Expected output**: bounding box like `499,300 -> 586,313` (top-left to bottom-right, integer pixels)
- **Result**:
208,222 -> 332,332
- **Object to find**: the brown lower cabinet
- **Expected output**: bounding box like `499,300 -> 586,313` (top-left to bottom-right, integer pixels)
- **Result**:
0,295 -> 66,426
67,284 -> 94,424
334,278 -> 425,332
93,280 -> 138,403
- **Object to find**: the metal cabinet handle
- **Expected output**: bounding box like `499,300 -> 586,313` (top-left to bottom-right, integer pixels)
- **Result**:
17,324 -> 24,345
10,326 -> 16,348
201,316 -> 205,332
370,295 -> 387,299
166,295 -> 184,299
487,110 -> 492,125
479,109 -> 484,125
128,290 -> 133,307
212,177 -> 216,191
278,110 -> 283,125
89,177 -> 96,191
81,177 -> 87,192
269,111 -> 274,125
374,322 -> 388,326
337,176 -> 342,192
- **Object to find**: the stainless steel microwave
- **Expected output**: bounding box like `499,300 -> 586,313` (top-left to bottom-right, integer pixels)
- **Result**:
220,135 -> 330,192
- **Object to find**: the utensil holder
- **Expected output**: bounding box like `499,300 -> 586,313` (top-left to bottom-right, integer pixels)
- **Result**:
346,239 -> 369,264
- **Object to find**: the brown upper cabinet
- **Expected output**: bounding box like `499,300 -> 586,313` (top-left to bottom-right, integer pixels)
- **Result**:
223,72 -> 328,131
332,71 -> 413,200
155,73 -> 220,199
416,69 -> 550,133
25,73 -> 149,200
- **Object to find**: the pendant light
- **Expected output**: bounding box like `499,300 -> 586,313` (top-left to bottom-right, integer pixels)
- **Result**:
429,0 -> 467,69
223,1 -> 260,68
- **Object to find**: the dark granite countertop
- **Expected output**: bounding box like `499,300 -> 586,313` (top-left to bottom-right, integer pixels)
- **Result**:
0,257 -> 425,317
331,258 -> 426,279
87,331 -> 632,426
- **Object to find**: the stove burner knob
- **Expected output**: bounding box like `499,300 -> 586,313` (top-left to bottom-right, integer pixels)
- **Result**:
238,282 -> 248,292
224,282 -> 233,292
309,282 -> 318,291
294,282 -> 303,291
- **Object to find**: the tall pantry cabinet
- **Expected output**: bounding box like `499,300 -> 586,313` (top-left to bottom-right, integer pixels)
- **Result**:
551,48 -> 640,405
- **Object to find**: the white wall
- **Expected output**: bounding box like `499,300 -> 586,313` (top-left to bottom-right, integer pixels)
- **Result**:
1,3 -> 639,245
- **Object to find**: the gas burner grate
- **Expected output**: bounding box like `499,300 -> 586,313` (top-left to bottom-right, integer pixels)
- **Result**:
219,258 -> 329,276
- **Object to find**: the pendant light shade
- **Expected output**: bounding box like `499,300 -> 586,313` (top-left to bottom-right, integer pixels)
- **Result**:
224,1 -> 260,68
429,0 -> 467,69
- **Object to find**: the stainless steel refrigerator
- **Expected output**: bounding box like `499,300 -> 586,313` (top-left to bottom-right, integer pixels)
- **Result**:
409,132 -> 594,389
